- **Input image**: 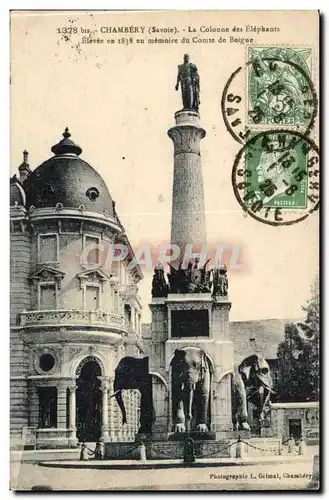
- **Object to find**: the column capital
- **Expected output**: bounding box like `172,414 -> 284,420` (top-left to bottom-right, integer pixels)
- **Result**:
57,381 -> 69,391
98,376 -> 111,391
168,124 -> 206,156
57,378 -> 77,390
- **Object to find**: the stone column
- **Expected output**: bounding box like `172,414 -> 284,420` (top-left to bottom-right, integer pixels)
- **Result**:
100,379 -> 110,442
108,378 -> 115,442
68,384 -> 78,447
57,383 -> 67,429
168,110 -> 206,261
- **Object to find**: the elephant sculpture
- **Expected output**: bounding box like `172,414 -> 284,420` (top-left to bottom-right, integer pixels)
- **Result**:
232,354 -> 273,431
113,356 -> 153,434
171,348 -> 211,433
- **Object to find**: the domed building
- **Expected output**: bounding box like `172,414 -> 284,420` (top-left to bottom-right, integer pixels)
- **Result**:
10,129 -> 143,449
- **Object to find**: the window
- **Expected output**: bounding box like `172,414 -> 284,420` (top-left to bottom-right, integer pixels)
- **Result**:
289,419 -> 302,440
39,353 -> 55,372
40,284 -> 56,310
39,234 -> 58,263
85,286 -> 100,310
113,289 -> 119,313
38,387 -> 57,428
86,187 -> 99,202
84,235 -> 100,265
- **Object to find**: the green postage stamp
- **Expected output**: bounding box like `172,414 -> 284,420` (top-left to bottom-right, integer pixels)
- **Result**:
247,46 -> 313,126
243,132 -> 309,209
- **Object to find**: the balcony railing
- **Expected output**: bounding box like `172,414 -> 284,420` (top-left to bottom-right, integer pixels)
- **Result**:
20,309 -> 126,330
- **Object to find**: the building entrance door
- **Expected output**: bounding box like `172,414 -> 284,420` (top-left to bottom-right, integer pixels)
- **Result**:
289,418 -> 302,440
76,360 -> 102,442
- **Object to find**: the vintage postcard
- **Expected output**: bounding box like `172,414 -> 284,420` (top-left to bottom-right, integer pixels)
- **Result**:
10,10 -> 320,491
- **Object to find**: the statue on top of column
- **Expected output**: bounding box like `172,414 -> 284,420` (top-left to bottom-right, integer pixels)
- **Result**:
175,54 -> 200,112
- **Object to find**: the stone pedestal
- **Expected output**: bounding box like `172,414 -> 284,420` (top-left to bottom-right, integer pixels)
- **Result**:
148,292 -> 234,439
168,431 -> 216,441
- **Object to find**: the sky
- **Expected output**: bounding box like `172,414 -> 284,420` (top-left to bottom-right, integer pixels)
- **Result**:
10,11 -> 319,323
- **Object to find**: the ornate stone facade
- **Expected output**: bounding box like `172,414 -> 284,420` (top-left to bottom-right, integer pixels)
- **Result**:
10,131 -> 143,449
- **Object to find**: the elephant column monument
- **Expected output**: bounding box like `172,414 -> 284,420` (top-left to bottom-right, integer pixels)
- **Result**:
147,54 -> 236,444
105,56 -> 274,459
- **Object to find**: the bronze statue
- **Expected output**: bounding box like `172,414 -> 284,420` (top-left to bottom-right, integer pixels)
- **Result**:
212,265 -> 228,297
168,259 -> 211,294
151,262 -> 169,298
232,355 -> 273,431
200,270 -> 212,293
167,263 -> 189,294
175,54 -> 200,112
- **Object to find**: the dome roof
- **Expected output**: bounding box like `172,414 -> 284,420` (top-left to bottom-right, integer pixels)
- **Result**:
10,175 -> 26,206
24,128 -> 115,217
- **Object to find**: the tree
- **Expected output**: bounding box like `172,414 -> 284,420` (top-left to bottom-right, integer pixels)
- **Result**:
276,276 -> 319,402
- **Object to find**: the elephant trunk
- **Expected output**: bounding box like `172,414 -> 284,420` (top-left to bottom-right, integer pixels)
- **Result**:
186,387 -> 194,422
114,387 -> 127,425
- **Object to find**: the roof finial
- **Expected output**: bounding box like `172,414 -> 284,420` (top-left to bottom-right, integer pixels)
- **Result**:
51,127 -> 82,156
63,127 -> 71,139
23,150 -> 29,164
18,150 -> 31,182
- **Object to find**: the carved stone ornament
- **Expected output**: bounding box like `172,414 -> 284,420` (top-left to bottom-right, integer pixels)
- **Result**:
77,268 -> 109,291
67,345 -> 84,362
75,355 -> 105,377
168,127 -> 205,156
29,266 -> 65,290
169,302 -> 211,311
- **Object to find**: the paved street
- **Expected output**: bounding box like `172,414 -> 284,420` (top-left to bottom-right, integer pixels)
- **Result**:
11,457 -> 317,491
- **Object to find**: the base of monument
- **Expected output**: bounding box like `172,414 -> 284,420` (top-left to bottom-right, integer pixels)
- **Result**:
104,434 -> 283,460
44,454 -> 310,470
230,430 -> 252,440
168,431 -> 216,441
105,438 -> 232,460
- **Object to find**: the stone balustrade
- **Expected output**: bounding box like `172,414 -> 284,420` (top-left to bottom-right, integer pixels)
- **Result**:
20,309 -> 126,330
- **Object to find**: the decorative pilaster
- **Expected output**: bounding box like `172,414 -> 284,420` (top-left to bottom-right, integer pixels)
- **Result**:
28,383 -> 39,427
211,301 -> 232,340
